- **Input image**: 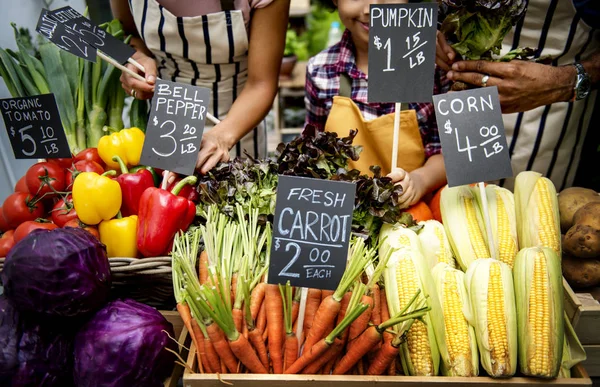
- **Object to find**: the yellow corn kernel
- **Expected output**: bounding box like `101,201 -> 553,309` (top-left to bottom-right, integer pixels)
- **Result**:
488,262 -> 510,375
465,197 -> 490,258
435,226 -> 457,268
442,271 -> 474,376
534,179 -> 561,255
529,251 -> 551,375
397,257 -> 434,376
496,193 -> 518,268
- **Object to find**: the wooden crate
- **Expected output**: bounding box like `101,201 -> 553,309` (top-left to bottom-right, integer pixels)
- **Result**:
161,311 -> 190,387
182,342 -> 591,386
580,345 -> 600,377
563,279 -> 600,345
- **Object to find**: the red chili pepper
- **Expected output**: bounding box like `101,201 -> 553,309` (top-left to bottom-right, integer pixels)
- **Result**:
112,156 -> 155,217
166,177 -> 200,203
136,176 -> 197,257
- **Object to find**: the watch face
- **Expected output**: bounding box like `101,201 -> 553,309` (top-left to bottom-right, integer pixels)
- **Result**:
576,68 -> 591,100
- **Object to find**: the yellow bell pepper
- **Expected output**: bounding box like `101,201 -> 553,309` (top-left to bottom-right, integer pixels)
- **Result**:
98,127 -> 145,170
72,171 -> 122,225
99,215 -> 138,257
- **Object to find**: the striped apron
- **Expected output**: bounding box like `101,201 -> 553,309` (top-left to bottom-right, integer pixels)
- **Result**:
128,0 -> 267,159
499,0 -> 600,190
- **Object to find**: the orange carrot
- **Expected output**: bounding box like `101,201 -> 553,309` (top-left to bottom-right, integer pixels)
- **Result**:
190,319 -> 208,373
291,299 -> 300,327
228,333 -> 268,374
303,295 -> 341,351
321,289 -> 334,303
367,339 -> 399,375
380,288 -> 390,324
284,334 -> 299,371
335,292 -> 352,344
322,353 -> 338,375
232,308 -> 244,334
199,250 -> 209,284
248,328 -> 269,371
250,283 -> 267,321
257,301 -> 267,334
176,303 -> 202,367
347,295 -> 374,349
371,284 -> 381,326
283,338 -> 331,374
205,322 -> 239,373
332,326 -> 382,375
302,338 -> 343,374
265,284 -> 285,374
302,288 -> 322,339
387,359 -> 397,375
243,320 -> 249,339
204,338 -> 221,374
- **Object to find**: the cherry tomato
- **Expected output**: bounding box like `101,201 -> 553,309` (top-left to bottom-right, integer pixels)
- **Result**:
66,160 -> 104,188
74,148 -> 105,168
2,192 -> 45,229
0,207 -> 9,232
14,220 -> 58,243
48,157 -> 74,169
50,195 -> 78,227
25,162 -> 66,197
14,176 -> 28,193
0,230 -> 15,257
63,219 -> 100,239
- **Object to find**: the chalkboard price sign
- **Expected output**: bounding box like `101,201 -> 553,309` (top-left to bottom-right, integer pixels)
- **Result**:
36,10 -> 97,62
368,3 -> 438,103
432,87 -> 513,187
140,80 -> 210,176
0,94 -> 71,159
268,176 -> 356,291
49,6 -> 136,65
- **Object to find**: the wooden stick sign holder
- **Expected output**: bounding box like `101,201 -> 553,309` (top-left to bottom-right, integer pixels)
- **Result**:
391,103 -> 401,172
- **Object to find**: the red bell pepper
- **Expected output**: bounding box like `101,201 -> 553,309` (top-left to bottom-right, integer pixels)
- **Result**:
113,155 -> 155,216
166,177 -> 200,203
136,176 -> 198,257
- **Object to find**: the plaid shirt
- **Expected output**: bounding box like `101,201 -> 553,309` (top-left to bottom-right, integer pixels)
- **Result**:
305,30 -> 449,159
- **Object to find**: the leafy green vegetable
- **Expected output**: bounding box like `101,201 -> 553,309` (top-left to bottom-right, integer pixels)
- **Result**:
440,0 -> 528,60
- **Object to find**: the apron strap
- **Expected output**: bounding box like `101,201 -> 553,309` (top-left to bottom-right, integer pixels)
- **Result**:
220,0 -> 235,11
339,72 -> 410,111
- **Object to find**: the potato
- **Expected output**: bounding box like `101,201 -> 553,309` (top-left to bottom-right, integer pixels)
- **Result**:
563,224 -> 600,258
562,253 -> 600,289
558,187 -> 600,233
573,202 -> 600,230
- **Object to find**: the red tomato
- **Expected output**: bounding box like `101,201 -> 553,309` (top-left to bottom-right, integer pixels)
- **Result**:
0,230 -> 15,257
50,195 -> 78,227
74,148 -> 105,168
25,162 -> 66,197
48,157 -> 74,169
14,221 -> 58,243
2,192 -> 45,229
66,160 -> 104,188
0,207 -> 9,232
63,219 -> 100,239
14,176 -> 28,193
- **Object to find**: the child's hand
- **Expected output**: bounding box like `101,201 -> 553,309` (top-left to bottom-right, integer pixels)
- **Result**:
436,31 -> 456,72
388,168 -> 425,209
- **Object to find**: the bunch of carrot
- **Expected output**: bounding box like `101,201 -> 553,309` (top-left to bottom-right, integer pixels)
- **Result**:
171,204 -> 428,375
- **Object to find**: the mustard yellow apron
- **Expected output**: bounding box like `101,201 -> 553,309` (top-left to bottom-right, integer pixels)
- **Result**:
325,95 -> 425,176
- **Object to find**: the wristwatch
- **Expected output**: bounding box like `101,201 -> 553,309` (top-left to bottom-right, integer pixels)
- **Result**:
573,62 -> 591,101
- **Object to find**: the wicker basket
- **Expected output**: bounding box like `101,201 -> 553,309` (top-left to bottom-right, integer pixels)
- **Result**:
0,256 -> 175,310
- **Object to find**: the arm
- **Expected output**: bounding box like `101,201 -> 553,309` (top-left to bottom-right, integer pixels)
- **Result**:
195,0 -> 291,173
110,0 -> 157,99
304,65 -> 329,132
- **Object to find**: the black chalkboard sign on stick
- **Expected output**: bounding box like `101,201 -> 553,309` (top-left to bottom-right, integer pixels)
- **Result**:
268,176 -> 356,291
140,79 -> 210,176
433,86 -> 514,261
368,3 -> 438,172
0,94 -> 71,159
36,10 -> 97,62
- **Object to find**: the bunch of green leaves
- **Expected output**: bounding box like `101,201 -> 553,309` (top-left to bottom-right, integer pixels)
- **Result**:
284,27 -> 309,60
440,0 -> 528,60
305,4 -> 342,57
332,166 -> 415,238
276,124 -> 362,179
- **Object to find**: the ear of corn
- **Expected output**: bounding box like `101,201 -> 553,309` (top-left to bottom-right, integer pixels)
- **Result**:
418,220 -> 457,269
441,186 -> 491,271
465,258 -> 517,377
382,241 -> 443,376
513,247 -> 563,378
474,185 -> 519,268
379,223 -> 422,252
432,263 -> 479,376
514,172 -> 561,256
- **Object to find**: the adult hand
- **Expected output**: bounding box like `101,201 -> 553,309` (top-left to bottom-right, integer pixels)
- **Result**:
388,168 -> 425,209
436,31 -> 457,72
446,60 -> 576,113
195,126 -> 235,174
120,51 -> 157,100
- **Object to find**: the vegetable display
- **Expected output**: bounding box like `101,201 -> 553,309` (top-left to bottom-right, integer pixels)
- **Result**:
73,299 -> 176,387
0,296 -> 20,384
